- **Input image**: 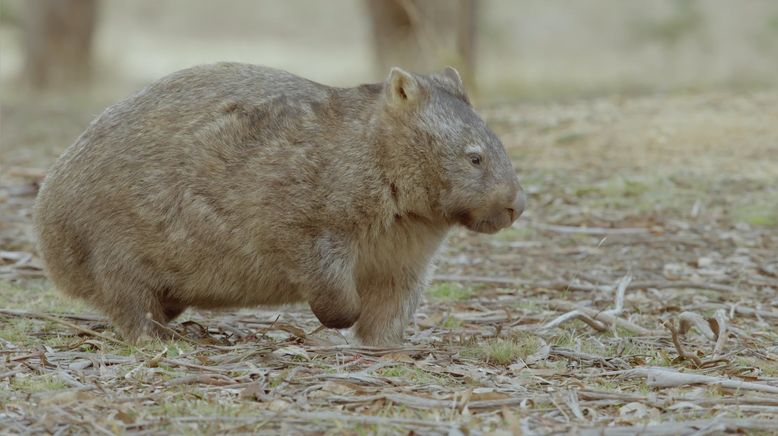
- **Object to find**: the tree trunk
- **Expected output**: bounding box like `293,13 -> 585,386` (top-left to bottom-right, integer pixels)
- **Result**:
364,0 -> 423,74
23,0 -> 98,89
456,0 -> 478,91
364,0 -> 478,91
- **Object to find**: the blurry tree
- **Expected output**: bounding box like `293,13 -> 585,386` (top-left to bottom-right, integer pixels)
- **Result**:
365,0 -> 478,91
23,0 -> 98,89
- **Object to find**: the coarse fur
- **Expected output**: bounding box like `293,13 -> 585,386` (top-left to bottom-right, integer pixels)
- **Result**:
34,63 -> 525,344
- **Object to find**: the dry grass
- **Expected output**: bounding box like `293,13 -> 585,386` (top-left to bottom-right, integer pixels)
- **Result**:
2,90 -> 778,434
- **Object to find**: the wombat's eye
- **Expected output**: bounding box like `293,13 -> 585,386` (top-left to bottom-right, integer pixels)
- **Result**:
469,154 -> 482,166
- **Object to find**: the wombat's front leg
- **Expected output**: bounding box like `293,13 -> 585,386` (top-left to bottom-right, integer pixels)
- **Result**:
354,278 -> 423,346
302,235 -> 362,330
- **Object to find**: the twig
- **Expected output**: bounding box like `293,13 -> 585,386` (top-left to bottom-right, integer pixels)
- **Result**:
432,276 -> 740,294
577,389 -> 664,407
629,280 -> 739,294
434,275 -> 615,292
0,370 -> 22,379
5,166 -> 46,180
712,309 -> 729,358
55,370 -> 87,388
162,411 -> 454,431
663,320 -> 703,367
548,301 -> 660,336
602,275 -> 631,316
551,348 -> 629,369
332,393 -> 545,411
305,344 -> 434,357
529,222 -> 651,235
579,418 -> 778,436
539,310 -> 607,332
608,367 -> 778,394
678,311 -> 716,340
165,374 -> 236,387
161,358 -> 233,374
690,303 -> 778,320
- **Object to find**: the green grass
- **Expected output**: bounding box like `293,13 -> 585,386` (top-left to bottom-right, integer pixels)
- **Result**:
440,316 -> 463,329
0,318 -> 80,348
734,203 -> 778,227
555,132 -> 588,145
462,334 -> 541,365
0,280 -> 89,313
735,356 -> 778,376
11,373 -> 69,394
113,339 -> 194,358
572,174 -> 675,208
378,365 -> 447,385
428,282 -> 476,301
0,319 -> 40,344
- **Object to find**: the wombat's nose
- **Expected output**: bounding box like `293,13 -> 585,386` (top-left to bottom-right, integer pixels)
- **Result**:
507,190 -> 526,222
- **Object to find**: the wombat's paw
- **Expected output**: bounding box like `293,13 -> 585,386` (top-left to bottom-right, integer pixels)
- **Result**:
125,327 -> 175,344
354,332 -> 403,347
118,317 -> 176,344
355,316 -> 405,346
309,294 -> 361,330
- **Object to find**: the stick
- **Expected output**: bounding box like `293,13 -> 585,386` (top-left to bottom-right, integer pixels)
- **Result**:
712,309 -> 729,358
432,276 -> 740,294
548,301 -> 660,336
663,320 -> 702,367
609,367 -> 778,394
579,418 -> 778,436
529,222 -> 651,235
602,275 -> 631,316
539,310 -> 608,332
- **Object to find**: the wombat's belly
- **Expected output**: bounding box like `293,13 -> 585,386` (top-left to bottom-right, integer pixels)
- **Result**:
37,161 -> 304,310
144,219 -> 305,308
176,266 -> 303,309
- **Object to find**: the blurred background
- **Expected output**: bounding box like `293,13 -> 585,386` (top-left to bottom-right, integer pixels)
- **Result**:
1,0 -> 776,239
1,0 -> 778,166
2,0 -> 777,195
2,0 -> 778,100
0,0 -> 778,181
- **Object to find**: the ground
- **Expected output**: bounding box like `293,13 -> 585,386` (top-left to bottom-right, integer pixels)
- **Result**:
1,90 -> 778,434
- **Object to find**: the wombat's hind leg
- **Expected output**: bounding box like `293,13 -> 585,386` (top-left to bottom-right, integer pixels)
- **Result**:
160,294 -> 188,322
163,304 -> 187,323
94,281 -> 174,343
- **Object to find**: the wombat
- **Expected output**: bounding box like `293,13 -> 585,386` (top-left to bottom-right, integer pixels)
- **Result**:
34,63 -> 525,345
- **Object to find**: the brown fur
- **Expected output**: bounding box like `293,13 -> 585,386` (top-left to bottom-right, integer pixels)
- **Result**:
34,63 -> 525,344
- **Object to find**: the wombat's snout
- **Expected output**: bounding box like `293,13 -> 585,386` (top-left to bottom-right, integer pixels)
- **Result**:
471,185 -> 526,234
507,189 -> 527,222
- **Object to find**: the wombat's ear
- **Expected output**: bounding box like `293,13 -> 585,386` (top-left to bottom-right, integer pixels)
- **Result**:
441,66 -> 464,89
385,67 -> 421,107
440,66 -> 468,96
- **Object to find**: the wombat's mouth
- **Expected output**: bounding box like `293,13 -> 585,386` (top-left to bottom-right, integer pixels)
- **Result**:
467,221 -> 503,234
455,210 -> 509,234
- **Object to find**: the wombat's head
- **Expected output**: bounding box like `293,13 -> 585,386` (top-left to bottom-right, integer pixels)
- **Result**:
381,67 -> 525,234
